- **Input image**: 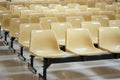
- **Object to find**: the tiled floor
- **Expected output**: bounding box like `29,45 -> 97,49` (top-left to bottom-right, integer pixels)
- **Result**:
0,38 -> 120,80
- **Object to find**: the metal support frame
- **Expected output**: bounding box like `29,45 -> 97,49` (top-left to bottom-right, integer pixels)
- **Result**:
3,32 -> 9,45
0,26 -> 3,39
27,52 -> 119,80
18,46 -> 26,61
28,55 -> 37,74
38,56 -> 84,80
37,53 -> 119,80
9,37 -> 16,52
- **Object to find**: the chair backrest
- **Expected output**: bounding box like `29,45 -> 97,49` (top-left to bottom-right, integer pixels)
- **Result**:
92,15 -> 109,27
109,20 -> 120,28
51,22 -> 72,45
54,12 -> 68,22
66,28 -> 95,50
79,5 -> 88,11
95,2 -> 107,10
116,14 -> 120,20
29,4 -> 43,10
99,11 -> 116,20
67,3 -> 80,9
81,21 -> 101,44
0,11 -> 11,25
116,7 -> 120,14
44,9 -> 58,17
18,23 -> 41,48
9,18 -> 30,38
77,11 -> 92,21
66,16 -> 84,28
40,17 -> 59,30
87,8 -> 100,15
9,5 -> 24,13
20,10 -> 37,18
28,13 -> 44,23
1,14 -> 19,31
98,27 -> 120,49
48,4 -> 62,9
13,6 -> 28,16
65,9 -> 80,16
105,4 -> 116,13
30,30 -> 60,52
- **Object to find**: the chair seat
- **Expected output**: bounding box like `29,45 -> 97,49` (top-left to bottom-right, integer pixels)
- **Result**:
30,50 -> 66,58
67,48 -> 104,56
101,46 -> 120,53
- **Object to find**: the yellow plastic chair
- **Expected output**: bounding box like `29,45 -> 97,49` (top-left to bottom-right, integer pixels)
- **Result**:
99,11 -> 116,20
116,7 -> 120,14
75,0 -> 87,5
40,17 -> 59,30
77,11 -> 92,21
29,4 -> 43,10
92,15 -> 109,27
65,9 -> 80,16
18,23 -> 41,61
20,10 -> 37,18
95,2 -> 107,10
109,20 -> 120,28
44,9 -> 58,17
116,14 -> 120,20
51,22 -> 72,46
98,27 -> 120,53
2,14 -> 19,33
0,11 -> 11,38
105,4 -> 117,13
9,18 -> 30,51
66,28 -> 104,56
0,11 -> 11,26
66,16 -> 84,28
81,21 -> 101,44
1,14 -> 19,44
29,30 -> 66,58
66,3 -> 80,9
28,13 -> 44,23
9,5 -> 24,13
54,12 -> 69,22
87,0 -> 103,8
87,8 -> 101,15
13,6 -> 28,16
48,4 -> 62,9
79,5 -> 88,11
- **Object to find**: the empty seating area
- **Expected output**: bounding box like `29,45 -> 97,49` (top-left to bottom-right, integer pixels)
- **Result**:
0,0 -> 120,80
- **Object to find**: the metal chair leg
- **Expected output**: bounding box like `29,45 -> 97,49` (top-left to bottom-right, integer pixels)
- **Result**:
28,55 -> 37,74
18,46 -> 26,61
9,37 -> 16,52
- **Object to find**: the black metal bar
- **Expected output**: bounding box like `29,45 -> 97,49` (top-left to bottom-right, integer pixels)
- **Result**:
30,55 -> 35,67
43,58 -> 51,80
3,32 -> 9,45
0,26 -> 2,39
37,53 -> 119,80
18,47 -> 26,61
28,55 -> 37,74
4,32 -> 8,42
112,53 -> 118,59
47,56 -> 84,64
10,37 -> 15,48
